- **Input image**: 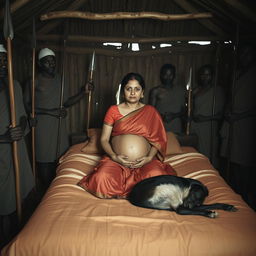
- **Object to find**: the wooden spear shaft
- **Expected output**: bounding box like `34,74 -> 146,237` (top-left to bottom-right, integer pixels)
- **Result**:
31,46 -> 36,180
56,38 -> 66,160
31,17 -> 36,183
56,21 -> 68,160
86,70 -> 93,131
186,67 -> 192,135
186,87 -> 192,135
6,37 -> 22,222
4,0 -> 22,222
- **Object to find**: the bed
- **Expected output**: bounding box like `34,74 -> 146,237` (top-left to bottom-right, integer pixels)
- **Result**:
2,129 -> 256,256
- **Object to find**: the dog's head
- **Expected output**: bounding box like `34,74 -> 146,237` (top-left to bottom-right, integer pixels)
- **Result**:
183,180 -> 209,209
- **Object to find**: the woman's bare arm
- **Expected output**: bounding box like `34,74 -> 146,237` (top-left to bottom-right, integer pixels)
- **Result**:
100,124 -> 116,158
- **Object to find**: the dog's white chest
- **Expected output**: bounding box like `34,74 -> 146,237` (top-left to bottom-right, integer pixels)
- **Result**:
148,184 -> 190,210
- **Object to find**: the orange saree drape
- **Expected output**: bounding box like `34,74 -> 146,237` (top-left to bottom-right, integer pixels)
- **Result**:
78,105 -> 176,198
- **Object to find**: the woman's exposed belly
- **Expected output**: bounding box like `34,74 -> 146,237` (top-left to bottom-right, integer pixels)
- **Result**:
111,134 -> 151,161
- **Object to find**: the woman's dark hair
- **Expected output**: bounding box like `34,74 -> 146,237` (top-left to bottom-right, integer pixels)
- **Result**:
120,72 -> 145,94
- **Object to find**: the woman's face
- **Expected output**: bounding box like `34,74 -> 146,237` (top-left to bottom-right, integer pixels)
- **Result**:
124,79 -> 144,104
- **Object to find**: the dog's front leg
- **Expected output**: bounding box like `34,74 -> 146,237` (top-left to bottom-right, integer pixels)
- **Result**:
193,203 -> 238,212
176,206 -> 218,218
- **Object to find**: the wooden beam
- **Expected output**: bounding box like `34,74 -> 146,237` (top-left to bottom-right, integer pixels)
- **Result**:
40,11 -> 212,22
38,0 -> 88,34
223,0 -> 256,23
37,44 -> 215,57
173,0 -> 226,36
36,34 -> 228,43
0,0 -> 32,18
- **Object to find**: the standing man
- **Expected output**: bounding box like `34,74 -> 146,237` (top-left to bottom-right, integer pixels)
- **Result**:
220,43 -> 256,209
149,64 -> 186,134
0,44 -> 34,245
24,48 -> 86,191
190,64 -> 225,168
24,48 -> 68,190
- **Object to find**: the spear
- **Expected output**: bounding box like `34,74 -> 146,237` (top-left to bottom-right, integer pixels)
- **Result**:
3,0 -> 22,222
226,24 -> 240,182
209,43 -> 221,164
56,23 -> 68,160
86,50 -> 95,131
186,67 -> 192,135
31,17 -> 37,185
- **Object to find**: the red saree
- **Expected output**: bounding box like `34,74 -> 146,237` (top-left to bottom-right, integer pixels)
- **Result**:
78,105 -> 176,198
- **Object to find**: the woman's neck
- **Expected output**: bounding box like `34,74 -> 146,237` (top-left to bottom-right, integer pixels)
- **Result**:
124,102 -> 143,110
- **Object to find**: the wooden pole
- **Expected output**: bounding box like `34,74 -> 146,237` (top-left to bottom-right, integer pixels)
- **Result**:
36,34 -> 229,43
4,0 -> 22,222
209,43 -> 221,164
56,22 -> 68,160
41,11 -> 212,22
226,24 -> 240,182
31,17 -> 36,184
56,38 -> 66,160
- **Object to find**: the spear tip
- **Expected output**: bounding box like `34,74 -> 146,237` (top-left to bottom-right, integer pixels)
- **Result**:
89,50 -> 96,71
3,0 -> 14,40
32,17 -> 36,48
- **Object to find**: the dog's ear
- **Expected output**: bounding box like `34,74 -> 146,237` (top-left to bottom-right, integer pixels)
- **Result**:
200,184 -> 209,197
191,180 -> 209,197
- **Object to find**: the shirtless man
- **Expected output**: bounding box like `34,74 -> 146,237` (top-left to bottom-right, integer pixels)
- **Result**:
149,64 -> 186,134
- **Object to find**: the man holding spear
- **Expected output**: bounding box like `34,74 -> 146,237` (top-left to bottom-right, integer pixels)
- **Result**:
23,48 -> 87,191
0,42 -> 34,245
23,48 -> 68,191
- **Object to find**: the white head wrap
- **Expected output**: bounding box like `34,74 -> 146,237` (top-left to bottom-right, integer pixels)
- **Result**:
0,44 -> 7,53
38,48 -> 55,60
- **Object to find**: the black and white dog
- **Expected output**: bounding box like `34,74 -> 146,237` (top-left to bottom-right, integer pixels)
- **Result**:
128,175 -> 237,218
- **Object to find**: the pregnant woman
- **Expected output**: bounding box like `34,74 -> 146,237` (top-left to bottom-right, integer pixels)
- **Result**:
78,72 -> 176,198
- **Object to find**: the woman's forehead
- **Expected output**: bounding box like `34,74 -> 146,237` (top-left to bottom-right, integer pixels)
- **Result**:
125,79 -> 141,87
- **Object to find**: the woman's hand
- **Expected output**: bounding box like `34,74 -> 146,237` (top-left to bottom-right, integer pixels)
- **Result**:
131,156 -> 153,168
111,154 -> 136,168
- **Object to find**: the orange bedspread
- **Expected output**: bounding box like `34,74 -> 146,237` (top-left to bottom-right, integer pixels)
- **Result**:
2,143 -> 256,256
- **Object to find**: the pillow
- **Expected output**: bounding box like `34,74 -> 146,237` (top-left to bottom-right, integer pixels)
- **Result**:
166,131 -> 183,155
81,128 -> 104,154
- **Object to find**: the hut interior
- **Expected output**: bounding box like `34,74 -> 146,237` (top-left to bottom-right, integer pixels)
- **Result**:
0,0 -> 256,249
